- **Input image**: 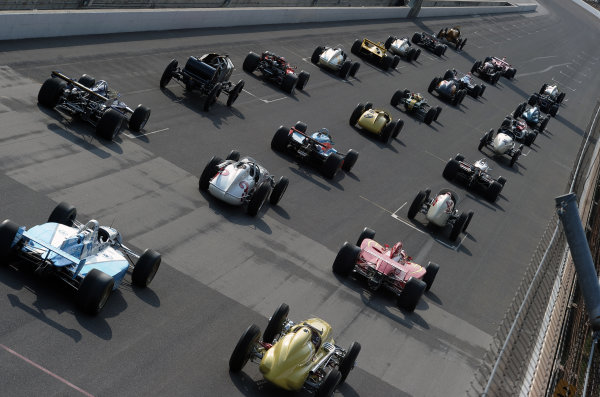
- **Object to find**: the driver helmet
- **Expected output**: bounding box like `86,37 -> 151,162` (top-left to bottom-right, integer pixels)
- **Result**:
312,128 -> 332,143
390,242 -> 405,262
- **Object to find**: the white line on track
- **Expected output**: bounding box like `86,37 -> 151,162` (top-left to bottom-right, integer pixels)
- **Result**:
241,89 -> 287,104
123,127 -> 169,138
424,151 -> 447,163
522,55 -> 558,63
518,63 -> 572,77
559,70 -> 582,84
551,77 -> 577,91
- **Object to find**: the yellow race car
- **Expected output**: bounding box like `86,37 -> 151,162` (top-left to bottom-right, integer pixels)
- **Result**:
349,102 -> 403,144
229,303 -> 361,397
351,38 -> 400,70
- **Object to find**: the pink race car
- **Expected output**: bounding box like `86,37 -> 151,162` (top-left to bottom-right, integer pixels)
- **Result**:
332,228 -> 439,311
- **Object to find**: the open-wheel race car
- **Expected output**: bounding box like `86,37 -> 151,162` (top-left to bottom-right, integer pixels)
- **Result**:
514,102 -> 551,133
311,45 -> 360,79
528,83 -> 564,116
436,26 -> 467,50
351,38 -> 400,70
443,154 -> 507,202
390,89 -> 442,125
411,32 -> 447,57
349,102 -> 403,144
428,73 -> 467,106
159,54 -> 245,111
199,151 -> 289,217
472,56 -> 516,81
384,36 -> 421,62
229,303 -> 360,397
271,122 -> 359,179
38,71 -> 151,140
478,128 -> 524,167
408,188 -> 474,241
443,69 -> 486,98
0,202 -> 161,314
243,51 -> 310,94
332,228 -> 439,311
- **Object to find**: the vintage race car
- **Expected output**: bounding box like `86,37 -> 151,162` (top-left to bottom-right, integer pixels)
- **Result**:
271,123 -> 359,179
390,89 -> 442,125
443,154 -> 506,202
528,83 -> 564,116
473,56 -> 516,80
478,128 -> 523,167
384,36 -> 421,61
498,116 -> 538,146
411,32 -> 447,57
351,38 -> 400,70
408,188 -> 474,241
229,303 -> 360,397
436,26 -> 467,50
243,51 -> 310,94
332,228 -> 439,311
311,46 -> 360,79
428,74 -> 467,106
160,53 -> 245,111
38,71 -> 151,140
471,59 -> 501,85
514,102 -> 550,133
0,203 -> 161,314
443,69 -> 486,98
349,102 -> 403,143
199,151 -> 289,217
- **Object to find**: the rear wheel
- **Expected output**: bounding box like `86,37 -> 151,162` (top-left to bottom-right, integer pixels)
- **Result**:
311,46 -> 325,64
322,153 -> 343,179
129,105 -> 151,131
199,156 -> 223,191
271,126 -> 289,152
449,213 -> 468,241
242,52 -> 260,73
226,80 -> 245,107
263,303 -> 289,343
204,83 -> 222,111
540,116 -> 550,133
513,103 -> 525,118
411,32 -> 421,44
78,74 -> 95,88
332,242 -> 360,276
380,121 -> 394,143
96,109 -> 124,140
422,262 -> 440,291
356,227 -> 375,246
132,249 -> 161,287
342,150 -> 358,172
391,55 -> 400,69
463,211 -> 474,232
443,69 -> 455,80
339,61 -> 352,79
408,190 -> 427,220
443,159 -> 460,180
48,202 -> 77,226
246,183 -> 271,216
557,92 -> 565,103
339,342 -> 361,383
160,59 -> 178,88
381,55 -> 393,70
528,94 -> 538,106
351,39 -> 361,56
384,36 -> 395,49
269,176 -> 289,205
316,369 -> 342,397
226,150 -> 240,161
486,181 -> 502,202
550,104 -> 559,117
77,269 -> 114,315
393,120 -> 404,138
398,278 -> 426,312
281,73 -> 298,94
460,37 -> 467,50
471,60 -> 481,74
0,220 -> 19,259
296,71 -> 310,90
38,78 -> 66,108
349,103 -> 365,126
390,90 -> 404,107
428,77 -> 440,94
229,324 -> 260,372
349,62 -> 360,77
414,48 -> 421,61
434,106 -> 442,121
424,108 -> 436,125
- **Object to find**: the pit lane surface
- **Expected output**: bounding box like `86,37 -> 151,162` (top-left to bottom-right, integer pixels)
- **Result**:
1,1 -> 599,396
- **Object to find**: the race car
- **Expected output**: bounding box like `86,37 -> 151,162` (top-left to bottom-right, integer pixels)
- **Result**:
528,83 -> 564,116
159,53 -> 245,111
384,36 -> 421,62
514,102 -> 551,133
243,51 -> 310,94
350,38 -> 400,70
443,69 -> 486,98
332,228 -> 439,311
443,154 -> 507,202
436,26 -> 467,50
349,102 -> 404,144
478,128 -> 524,167
229,303 -> 360,397
311,45 -> 360,79
0,203 -> 161,314
498,115 -> 538,145
470,58 -> 501,85
271,122 -> 359,179
199,151 -> 289,217
473,56 -> 516,81
408,188 -> 474,241
390,89 -> 442,125
411,32 -> 448,57
38,71 -> 151,140
428,74 -> 467,106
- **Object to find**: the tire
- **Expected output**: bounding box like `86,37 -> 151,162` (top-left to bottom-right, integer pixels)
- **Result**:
509,68 -> 516,79
229,324 -> 260,372
458,90 -> 467,105
422,262 -> 440,291
434,106 -> 442,121
460,37 -> 467,50
76,268 -> 114,315
390,90 -> 403,107
380,121 -> 394,143
293,121 -> 308,133
550,105 -> 559,117
414,48 -> 421,61
391,55 -> 400,69
263,303 -> 289,343
478,129 -> 492,151
364,102 -> 373,111
339,61 -> 352,79
246,183 -> 271,217
393,120 -> 403,138
455,38 -> 462,50
349,103 -> 365,126
271,126 -> 290,152
528,94 -> 538,106
436,29 -> 444,39
486,181 -> 502,202
269,176 -> 289,205
203,82 -> 222,111
513,103 -> 525,118
443,69 -> 455,80
0,220 -> 19,259
434,45 -> 444,57
132,249 -> 161,287
540,116 -> 550,133
48,202 -> 77,226
397,277 -> 426,312
242,52 -> 260,73
129,105 -> 151,132
493,73 -> 501,85
480,84 -> 486,97
524,131 -> 536,146
501,118 -> 511,129
557,92 -> 565,103
356,227 -> 375,246
510,150 -> 520,167
471,61 -> 481,74
226,150 -> 240,161
351,39 -> 361,56
497,176 -> 507,186
463,210 -> 474,232
381,55 -> 393,70
407,190 -> 427,220
78,74 -> 95,88
311,46 -> 324,64
296,71 -> 310,90
322,153 -> 344,179
384,36 -> 395,49
443,159 -> 460,180
96,109 -> 124,141
332,242 -> 360,276
455,154 -> 465,162
349,62 -> 360,77
342,150 -> 358,172
411,32 -> 421,44
424,108 -> 436,125
199,156 -> 223,191
449,212 -> 468,241
428,77 -> 440,94
339,342 -> 361,383
281,73 -> 298,94
38,78 -> 66,108
407,47 -> 416,61
160,59 -> 178,88
316,369 -> 341,397
226,80 -> 245,107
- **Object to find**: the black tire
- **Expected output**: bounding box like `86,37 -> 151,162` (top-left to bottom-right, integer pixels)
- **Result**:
38,78 -> 66,108
281,73 -> 298,94
384,36 -> 395,49
414,48 -> 421,61
513,103 -> 525,119
226,150 -> 240,161
271,126 -> 290,152
380,121 -> 394,143
501,118 -> 511,129
351,39 -> 361,55
443,159 -> 460,180
391,55 -> 400,69
407,47 -> 416,61
463,210 -> 474,232
443,69 -> 455,80
246,183 -> 271,217
458,89 -> 467,105
424,108 -> 436,125
557,92 -> 565,103
486,181 -> 502,202
316,369 -> 342,397
497,176 -> 507,187
203,82 -> 222,111
550,104 -> 559,117
129,104 -> 151,132
436,29 -> 444,39
229,324 -> 260,372
493,73 -> 501,85
349,62 -> 360,77
480,84 -> 486,97
524,131 -> 536,146
269,176 -> 289,205
96,109 -> 124,141
342,150 -> 358,172
332,242 -> 360,276
350,103 -> 365,126
356,227 -> 376,246
322,153 -> 344,179
528,94 -> 538,106
434,45 -> 444,57
408,190 -> 427,220
397,277 -> 426,312
294,121 -> 308,133
455,154 -> 465,162
0,220 -> 19,259
242,52 -> 260,73
393,119 -> 404,138
510,150 -> 520,167
226,80 -> 245,107
77,268 -> 114,315
411,32 -> 421,44
339,61 -> 352,79
339,342 -> 361,383
78,74 -> 95,88
390,90 -> 403,107
434,106 -> 442,122
428,77 -> 440,94
381,55 -> 393,70
460,37 -> 467,50
160,59 -> 178,88
471,61 -> 481,74
422,262 -> 440,291
263,303 -> 289,343
455,38 -> 462,50
199,156 -> 223,191
48,202 -> 77,226
509,68 -> 516,79
540,116 -> 550,133
539,83 -> 548,95
478,129 -> 492,151
132,249 -> 161,287
311,46 -> 325,64
296,71 -> 310,90
450,212 -> 468,241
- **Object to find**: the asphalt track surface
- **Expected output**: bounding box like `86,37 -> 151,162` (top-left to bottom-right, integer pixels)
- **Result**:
1,1 -> 599,396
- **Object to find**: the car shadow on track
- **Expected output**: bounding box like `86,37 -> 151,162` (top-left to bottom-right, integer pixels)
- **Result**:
350,126 -> 401,153
553,113 -> 587,137
239,73 -> 302,102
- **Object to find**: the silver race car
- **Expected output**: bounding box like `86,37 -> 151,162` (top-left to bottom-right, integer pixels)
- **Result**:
384,36 -> 421,62
311,45 -> 360,79
478,128 -> 524,167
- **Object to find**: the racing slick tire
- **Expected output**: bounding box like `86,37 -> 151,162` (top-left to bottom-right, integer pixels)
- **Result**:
497,176 -> 507,187
413,48 -> 421,61
77,268 -> 115,315
38,78 -> 66,108
242,52 -> 260,73
407,190 -> 427,220
129,105 -> 151,132
479,84 -> 486,97
351,39 -> 361,56
339,61 -> 352,79
407,47 -> 416,61
450,213 -> 468,241
78,74 -> 95,88
434,45 -> 444,57
263,303 -> 289,343
349,62 -> 360,77
443,69 -> 455,80
96,109 -> 124,140
132,249 -> 161,288
524,132 -> 537,146
281,73 -> 298,94
464,210 -> 474,233
226,150 -> 241,161
350,103 -> 365,126
397,277 -> 426,312
384,36 -> 396,49
229,324 -> 261,372
434,106 -> 442,122
226,80 -> 245,107
294,121 -> 308,133
0,220 -> 19,259
199,156 -> 223,191
342,150 -> 359,173
322,153 -> 344,179
311,46 -> 325,64
470,85 -> 481,98
428,77 -> 440,94
557,92 -> 566,103
316,369 -> 342,397
339,342 -> 361,383
424,108 -> 436,125
471,60 -> 482,74
507,68 -> 517,79
443,159 -> 461,181
381,55 -> 393,71
454,154 -> 465,162
528,94 -> 539,106
356,227 -> 376,246
204,82 -> 222,111
513,103 -> 526,119
422,262 -> 440,291
391,55 -> 400,69
411,32 -> 421,44
271,126 -> 290,152
510,149 -> 521,168
393,120 -> 404,138
332,242 -> 360,277
550,104 -> 559,117
246,182 -> 271,217
296,71 -> 310,91
270,176 -> 289,205
492,73 -> 501,85
460,38 -> 467,50
380,121 -> 395,143
160,59 -> 178,88
390,90 -> 404,107
48,202 -> 77,226
540,116 -> 550,133
501,118 -> 511,129
458,89 -> 467,105
436,29 -> 445,39
486,181 -> 503,202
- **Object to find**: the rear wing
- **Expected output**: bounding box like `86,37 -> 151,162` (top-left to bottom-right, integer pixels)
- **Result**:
21,229 -> 87,277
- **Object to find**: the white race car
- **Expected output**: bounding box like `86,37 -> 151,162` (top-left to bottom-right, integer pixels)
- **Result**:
384,36 -> 421,62
407,188 -> 473,241
311,45 -> 360,79
199,151 -> 289,216
478,128 -> 523,167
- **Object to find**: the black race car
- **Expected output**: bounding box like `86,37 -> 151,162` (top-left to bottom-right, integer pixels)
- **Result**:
499,116 -> 538,146
442,154 -> 507,202
471,59 -> 501,85
428,74 -> 467,106
160,54 -> 245,111
527,83 -> 564,117
514,102 -> 551,133
411,32 -> 447,57
443,69 -> 486,98
390,89 -> 442,125
243,51 -> 310,94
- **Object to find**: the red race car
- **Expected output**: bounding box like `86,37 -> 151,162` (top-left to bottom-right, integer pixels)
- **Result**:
243,51 -> 310,94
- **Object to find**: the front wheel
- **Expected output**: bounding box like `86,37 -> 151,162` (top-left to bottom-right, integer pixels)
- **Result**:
204,83 -> 222,111
199,156 -> 223,191
422,262 -> 440,291
316,369 -> 342,397
408,190 -> 427,220
160,59 -> 178,88
356,227 -> 375,246
263,303 -> 289,343
339,342 -> 361,383
229,324 -> 260,372
242,52 -> 260,73
449,212 -> 468,241
269,176 -> 289,205
0,220 -> 19,259
48,202 -> 77,226
226,80 -> 245,107
271,126 -> 289,152
132,249 -> 161,287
